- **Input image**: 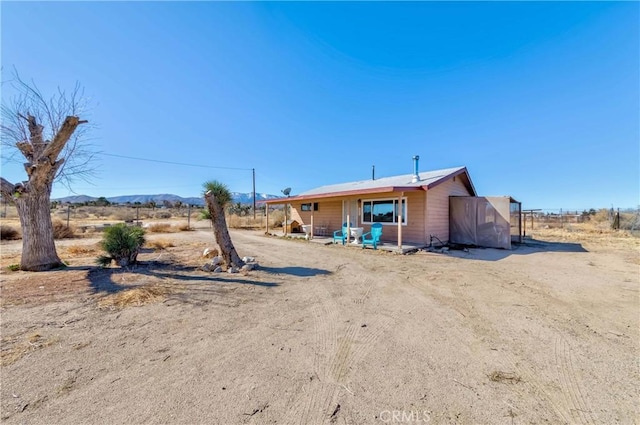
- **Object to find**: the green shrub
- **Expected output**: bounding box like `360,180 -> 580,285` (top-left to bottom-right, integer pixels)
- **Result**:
97,223 -> 146,267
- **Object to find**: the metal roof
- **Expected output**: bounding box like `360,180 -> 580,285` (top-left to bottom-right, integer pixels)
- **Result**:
266,166 -> 476,203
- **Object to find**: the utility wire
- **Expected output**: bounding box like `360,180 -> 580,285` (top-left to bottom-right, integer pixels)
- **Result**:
99,152 -> 253,171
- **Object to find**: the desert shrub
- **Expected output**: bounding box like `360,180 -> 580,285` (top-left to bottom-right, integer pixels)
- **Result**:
198,209 -> 211,221
52,220 -> 76,239
270,210 -> 285,228
97,224 -> 146,267
109,210 -> 136,222
145,238 -> 175,250
0,225 -> 21,240
177,222 -> 192,231
154,211 -> 172,219
147,223 -> 177,233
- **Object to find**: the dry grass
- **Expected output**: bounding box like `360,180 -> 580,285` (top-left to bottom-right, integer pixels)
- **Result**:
531,225 -> 639,249
145,238 -> 175,250
146,223 -> 179,233
0,225 -> 21,240
64,245 -> 100,256
1,332 -> 59,367
488,371 -> 522,384
52,220 -> 77,239
227,214 -> 267,229
177,222 -> 192,231
97,285 -> 169,309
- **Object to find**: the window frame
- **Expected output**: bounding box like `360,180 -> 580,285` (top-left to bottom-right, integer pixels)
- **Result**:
301,202 -> 318,212
361,197 -> 407,226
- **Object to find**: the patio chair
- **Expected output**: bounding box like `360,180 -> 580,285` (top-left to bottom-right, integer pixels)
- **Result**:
362,223 -> 383,250
333,222 -> 352,245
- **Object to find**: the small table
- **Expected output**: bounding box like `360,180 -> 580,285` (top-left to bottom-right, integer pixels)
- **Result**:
350,227 -> 364,244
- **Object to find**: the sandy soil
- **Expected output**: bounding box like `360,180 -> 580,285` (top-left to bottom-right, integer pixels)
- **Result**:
0,226 -> 638,424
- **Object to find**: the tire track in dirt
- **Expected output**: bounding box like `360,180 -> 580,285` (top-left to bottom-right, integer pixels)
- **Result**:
501,349 -> 572,423
555,336 -> 597,425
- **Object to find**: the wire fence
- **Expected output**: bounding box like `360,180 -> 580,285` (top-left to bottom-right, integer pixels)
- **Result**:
522,207 -> 640,232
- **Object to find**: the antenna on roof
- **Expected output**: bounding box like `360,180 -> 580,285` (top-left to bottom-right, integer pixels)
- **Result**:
372,165 -> 375,180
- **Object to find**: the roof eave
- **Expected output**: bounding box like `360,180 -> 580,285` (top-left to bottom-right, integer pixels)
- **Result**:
264,186 -> 424,204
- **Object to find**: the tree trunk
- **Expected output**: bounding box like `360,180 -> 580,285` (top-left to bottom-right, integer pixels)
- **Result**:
204,192 -> 245,269
15,188 -> 63,271
1,115 -> 85,272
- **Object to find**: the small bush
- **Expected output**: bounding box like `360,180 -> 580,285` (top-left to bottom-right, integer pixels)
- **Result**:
0,225 -> 21,240
147,223 -> 177,233
97,223 -> 146,267
146,238 -> 175,250
7,264 -> 20,272
177,223 -> 192,231
53,220 -> 76,239
154,211 -> 172,219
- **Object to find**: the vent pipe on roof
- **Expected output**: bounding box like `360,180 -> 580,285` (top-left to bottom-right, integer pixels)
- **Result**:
412,155 -> 420,183
372,165 -> 375,180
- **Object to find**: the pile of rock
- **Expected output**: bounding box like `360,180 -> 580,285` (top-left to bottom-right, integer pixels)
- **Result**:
200,249 -> 259,273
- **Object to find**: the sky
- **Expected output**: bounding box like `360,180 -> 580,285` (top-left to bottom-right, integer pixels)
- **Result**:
1,1 -> 638,211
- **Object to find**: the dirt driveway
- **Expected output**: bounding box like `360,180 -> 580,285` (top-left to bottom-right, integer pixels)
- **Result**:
1,228 -> 638,424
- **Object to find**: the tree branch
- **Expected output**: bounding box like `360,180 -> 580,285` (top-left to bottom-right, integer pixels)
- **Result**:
41,116 -> 85,161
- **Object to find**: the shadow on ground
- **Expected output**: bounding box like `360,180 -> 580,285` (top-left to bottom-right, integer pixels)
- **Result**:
446,238 -> 588,262
87,260 -> 280,295
258,266 -> 332,277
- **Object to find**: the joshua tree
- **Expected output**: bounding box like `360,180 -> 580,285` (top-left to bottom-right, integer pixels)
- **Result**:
0,73 -> 94,271
203,180 -> 245,269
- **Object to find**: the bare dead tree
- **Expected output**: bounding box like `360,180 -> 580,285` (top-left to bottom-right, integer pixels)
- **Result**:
0,72 -> 95,271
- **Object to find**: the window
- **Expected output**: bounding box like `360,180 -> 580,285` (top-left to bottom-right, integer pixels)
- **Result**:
301,202 -> 318,211
362,198 -> 406,224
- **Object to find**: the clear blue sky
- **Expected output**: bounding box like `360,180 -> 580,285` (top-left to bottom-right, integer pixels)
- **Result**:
2,1 -> 638,210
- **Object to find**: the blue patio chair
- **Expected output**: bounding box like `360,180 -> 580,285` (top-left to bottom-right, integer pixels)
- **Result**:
362,223 -> 383,250
333,222 -> 352,245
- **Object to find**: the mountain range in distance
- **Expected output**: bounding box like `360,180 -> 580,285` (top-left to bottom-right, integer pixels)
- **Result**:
53,192 -> 281,206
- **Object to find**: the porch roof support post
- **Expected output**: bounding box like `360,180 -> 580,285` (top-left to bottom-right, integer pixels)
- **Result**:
311,209 -> 314,240
398,192 -> 403,250
265,204 -> 269,234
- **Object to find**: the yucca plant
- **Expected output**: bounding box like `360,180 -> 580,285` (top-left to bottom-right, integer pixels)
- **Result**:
203,180 -> 245,269
96,223 -> 146,267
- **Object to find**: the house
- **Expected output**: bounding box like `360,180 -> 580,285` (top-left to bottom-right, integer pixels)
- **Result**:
264,159 -> 479,250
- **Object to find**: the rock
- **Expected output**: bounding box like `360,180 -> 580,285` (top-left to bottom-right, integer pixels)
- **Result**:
201,263 -> 213,272
227,266 -> 239,274
241,262 -> 259,272
242,256 -> 256,263
211,256 -> 222,266
213,266 -> 222,273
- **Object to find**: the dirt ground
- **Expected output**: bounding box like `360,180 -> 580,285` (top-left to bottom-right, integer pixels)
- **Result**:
0,224 -> 638,424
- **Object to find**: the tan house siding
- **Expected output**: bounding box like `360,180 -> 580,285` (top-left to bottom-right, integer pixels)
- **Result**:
292,200 -> 343,233
357,192 -> 426,244
425,177 -> 472,243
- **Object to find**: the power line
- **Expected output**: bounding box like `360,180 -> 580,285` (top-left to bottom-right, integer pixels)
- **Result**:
99,153 -> 253,171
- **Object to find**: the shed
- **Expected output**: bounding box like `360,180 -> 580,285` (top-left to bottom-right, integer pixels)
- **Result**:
449,196 -> 522,249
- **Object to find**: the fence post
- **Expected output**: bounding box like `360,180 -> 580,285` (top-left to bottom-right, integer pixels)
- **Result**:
66,204 -> 71,228
187,204 -> 191,229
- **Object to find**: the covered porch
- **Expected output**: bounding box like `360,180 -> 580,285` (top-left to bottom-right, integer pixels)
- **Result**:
264,188 -> 425,252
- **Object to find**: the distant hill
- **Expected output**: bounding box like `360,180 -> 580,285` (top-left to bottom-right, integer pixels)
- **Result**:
53,192 -> 281,206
